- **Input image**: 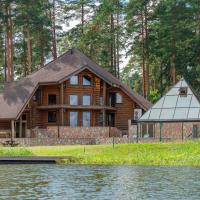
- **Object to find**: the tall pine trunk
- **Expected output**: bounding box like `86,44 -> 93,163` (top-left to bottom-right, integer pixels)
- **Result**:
5,5 -> 14,82
51,0 -> 57,60
141,12 -> 147,99
26,26 -> 32,75
81,3 -> 84,33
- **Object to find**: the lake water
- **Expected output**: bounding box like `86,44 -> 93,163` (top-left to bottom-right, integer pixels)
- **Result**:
0,165 -> 200,200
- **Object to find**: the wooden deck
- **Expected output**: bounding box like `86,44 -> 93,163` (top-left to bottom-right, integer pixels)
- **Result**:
0,156 -> 76,164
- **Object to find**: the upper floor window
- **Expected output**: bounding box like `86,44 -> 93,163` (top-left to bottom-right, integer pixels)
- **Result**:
83,75 -> 91,86
48,94 -> 57,105
48,111 -> 57,123
83,95 -> 91,106
99,96 -> 103,106
69,95 -> 78,105
116,93 -> 123,103
70,75 -> 78,85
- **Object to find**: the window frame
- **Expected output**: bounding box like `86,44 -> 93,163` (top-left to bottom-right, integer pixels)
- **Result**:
82,75 -> 92,86
82,95 -> 91,106
48,111 -> 57,123
69,111 -> 78,127
69,94 -> 78,106
82,112 -> 91,127
48,94 -> 57,105
69,75 -> 79,85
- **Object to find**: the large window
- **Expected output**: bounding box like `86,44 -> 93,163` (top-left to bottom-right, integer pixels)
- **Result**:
48,94 -> 57,105
83,95 -> 91,106
70,75 -> 78,85
48,111 -> 57,123
83,75 -> 91,86
116,93 -> 123,103
69,112 -> 78,127
69,95 -> 78,105
82,112 -> 91,127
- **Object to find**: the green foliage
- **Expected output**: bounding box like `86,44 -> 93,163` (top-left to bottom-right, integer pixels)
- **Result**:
149,88 -> 161,103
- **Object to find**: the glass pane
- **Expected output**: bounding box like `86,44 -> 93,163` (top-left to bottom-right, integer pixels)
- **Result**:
140,110 -> 150,120
99,96 -> 103,106
188,108 -> 200,119
190,95 -> 200,107
153,97 -> 164,108
160,109 -> 174,120
48,111 -> 56,122
116,93 -> 123,103
176,95 -> 192,108
70,75 -> 78,85
163,95 -> 178,108
83,75 -> 91,86
167,87 -> 178,96
70,95 -> 78,105
174,108 -> 188,119
48,95 -> 56,105
83,95 -> 91,106
70,112 -> 78,127
82,112 -> 91,127
149,109 -> 161,120
181,80 -> 188,87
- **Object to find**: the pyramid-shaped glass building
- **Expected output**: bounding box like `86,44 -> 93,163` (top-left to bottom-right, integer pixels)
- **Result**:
139,78 -> 200,122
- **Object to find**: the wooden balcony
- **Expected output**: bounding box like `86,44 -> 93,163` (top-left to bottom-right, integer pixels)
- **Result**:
36,104 -> 116,111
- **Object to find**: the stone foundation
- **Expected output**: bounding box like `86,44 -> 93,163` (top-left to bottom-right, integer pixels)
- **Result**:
32,126 -> 122,139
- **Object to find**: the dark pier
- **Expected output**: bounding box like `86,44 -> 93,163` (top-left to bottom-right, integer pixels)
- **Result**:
0,156 -> 75,164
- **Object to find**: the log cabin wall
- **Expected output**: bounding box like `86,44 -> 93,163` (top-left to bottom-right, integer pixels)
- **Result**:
109,88 -> 134,130
0,121 -> 11,130
22,69 -> 142,132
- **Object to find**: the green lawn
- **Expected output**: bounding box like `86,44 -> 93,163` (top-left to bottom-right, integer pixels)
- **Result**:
0,141 -> 200,166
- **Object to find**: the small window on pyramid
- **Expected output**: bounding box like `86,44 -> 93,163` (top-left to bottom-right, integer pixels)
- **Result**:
179,87 -> 187,96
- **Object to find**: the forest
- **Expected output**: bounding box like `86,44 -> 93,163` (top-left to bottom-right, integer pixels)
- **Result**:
0,0 -> 199,102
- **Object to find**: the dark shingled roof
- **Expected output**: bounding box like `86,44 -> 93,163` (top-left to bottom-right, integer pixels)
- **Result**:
0,48 -> 152,119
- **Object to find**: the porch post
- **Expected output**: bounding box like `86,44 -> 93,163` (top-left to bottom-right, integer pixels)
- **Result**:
182,122 -> 184,140
19,116 -> 22,138
160,123 -> 162,142
136,123 -> 139,143
11,120 -> 15,139
60,82 -> 64,126
102,81 -> 106,126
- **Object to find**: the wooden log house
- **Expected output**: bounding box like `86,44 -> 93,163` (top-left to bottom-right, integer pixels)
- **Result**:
0,48 -> 151,138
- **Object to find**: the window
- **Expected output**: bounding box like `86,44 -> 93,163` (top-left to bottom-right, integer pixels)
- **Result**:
99,112 -> 103,126
69,95 -> 78,105
69,112 -> 78,127
83,95 -> 91,106
99,96 -> 103,106
116,93 -> 123,103
83,75 -> 91,86
179,87 -> 188,96
82,112 -> 91,127
109,93 -> 116,106
48,94 -> 57,105
48,111 -> 57,123
70,75 -> 78,85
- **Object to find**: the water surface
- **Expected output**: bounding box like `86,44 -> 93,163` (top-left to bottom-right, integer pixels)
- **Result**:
0,165 -> 199,200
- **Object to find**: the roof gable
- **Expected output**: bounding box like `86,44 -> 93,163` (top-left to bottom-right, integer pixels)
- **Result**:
139,78 -> 200,122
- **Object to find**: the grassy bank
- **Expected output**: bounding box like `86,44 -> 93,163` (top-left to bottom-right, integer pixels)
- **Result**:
0,141 -> 200,166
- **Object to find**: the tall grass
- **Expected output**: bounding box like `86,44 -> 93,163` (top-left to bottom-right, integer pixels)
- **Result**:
0,140 -> 200,166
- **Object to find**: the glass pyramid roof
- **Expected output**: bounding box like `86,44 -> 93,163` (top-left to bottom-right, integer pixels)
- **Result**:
139,78 -> 200,122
